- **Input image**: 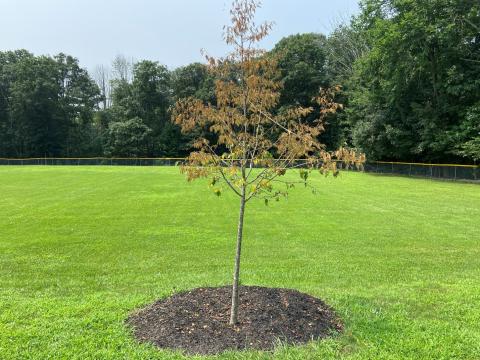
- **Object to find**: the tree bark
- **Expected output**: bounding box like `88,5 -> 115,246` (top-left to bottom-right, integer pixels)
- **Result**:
230,187 -> 246,325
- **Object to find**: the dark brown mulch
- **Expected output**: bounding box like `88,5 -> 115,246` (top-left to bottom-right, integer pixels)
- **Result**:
127,286 -> 343,355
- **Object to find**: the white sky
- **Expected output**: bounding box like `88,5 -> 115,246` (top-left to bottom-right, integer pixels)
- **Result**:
0,0 -> 360,71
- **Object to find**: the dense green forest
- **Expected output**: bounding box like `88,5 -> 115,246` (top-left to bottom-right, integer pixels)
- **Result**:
0,0 -> 478,162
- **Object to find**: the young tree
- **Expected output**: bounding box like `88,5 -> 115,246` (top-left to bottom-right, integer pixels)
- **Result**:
172,0 -> 365,326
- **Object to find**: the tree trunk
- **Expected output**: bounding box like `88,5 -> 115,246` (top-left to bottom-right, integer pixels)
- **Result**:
230,187 -> 246,325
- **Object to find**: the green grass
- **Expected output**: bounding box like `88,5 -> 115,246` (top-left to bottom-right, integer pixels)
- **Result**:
0,166 -> 479,360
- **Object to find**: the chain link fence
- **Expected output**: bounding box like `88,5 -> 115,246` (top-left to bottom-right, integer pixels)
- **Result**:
0,157 -> 478,182
363,161 -> 478,181
0,157 -> 184,167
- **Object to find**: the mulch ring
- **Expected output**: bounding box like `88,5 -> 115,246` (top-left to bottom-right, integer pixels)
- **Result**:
127,286 -> 343,355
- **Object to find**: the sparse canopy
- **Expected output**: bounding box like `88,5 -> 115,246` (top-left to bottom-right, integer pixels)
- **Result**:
172,0 -> 365,325
173,1 -> 364,202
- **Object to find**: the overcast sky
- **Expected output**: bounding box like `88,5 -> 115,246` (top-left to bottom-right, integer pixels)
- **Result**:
0,0 -> 359,72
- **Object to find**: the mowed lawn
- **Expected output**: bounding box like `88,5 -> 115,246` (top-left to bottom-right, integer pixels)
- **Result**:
0,166 -> 479,360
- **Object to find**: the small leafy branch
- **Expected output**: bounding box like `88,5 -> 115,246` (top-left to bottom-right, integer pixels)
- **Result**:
172,0 -> 365,325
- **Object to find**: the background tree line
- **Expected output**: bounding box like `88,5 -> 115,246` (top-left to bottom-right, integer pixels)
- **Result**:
0,0 -> 478,162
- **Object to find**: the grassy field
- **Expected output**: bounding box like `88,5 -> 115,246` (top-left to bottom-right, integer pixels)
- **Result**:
0,166 -> 479,359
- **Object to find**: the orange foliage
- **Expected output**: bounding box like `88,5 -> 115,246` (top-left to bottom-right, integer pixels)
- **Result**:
172,0 -> 365,202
